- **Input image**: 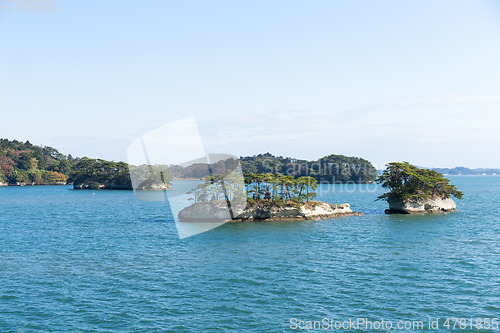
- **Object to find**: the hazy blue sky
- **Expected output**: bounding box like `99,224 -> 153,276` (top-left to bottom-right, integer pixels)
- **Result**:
1,0 -> 499,168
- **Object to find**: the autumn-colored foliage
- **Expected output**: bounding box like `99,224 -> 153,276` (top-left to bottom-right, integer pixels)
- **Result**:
48,171 -> 69,183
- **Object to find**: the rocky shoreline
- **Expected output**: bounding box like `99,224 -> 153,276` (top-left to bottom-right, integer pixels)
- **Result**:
385,196 -> 456,214
0,182 -> 67,186
73,181 -> 132,190
73,181 -> 170,190
233,201 -> 362,222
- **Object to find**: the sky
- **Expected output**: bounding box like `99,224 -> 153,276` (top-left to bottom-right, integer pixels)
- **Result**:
1,0 -> 500,169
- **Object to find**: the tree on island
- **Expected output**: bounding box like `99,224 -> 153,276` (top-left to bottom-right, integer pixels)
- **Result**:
179,171 -> 358,222
244,173 -> 318,204
187,173 -> 318,213
377,162 -> 463,203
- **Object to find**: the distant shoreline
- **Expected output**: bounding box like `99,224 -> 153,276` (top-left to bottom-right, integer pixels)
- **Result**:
1,174 -> 498,188
444,174 -> 499,176
0,182 -> 67,187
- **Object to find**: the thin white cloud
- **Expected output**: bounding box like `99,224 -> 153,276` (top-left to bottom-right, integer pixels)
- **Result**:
196,92 -> 500,167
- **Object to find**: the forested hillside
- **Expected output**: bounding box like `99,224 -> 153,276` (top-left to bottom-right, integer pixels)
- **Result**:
0,139 -> 73,185
240,153 -> 378,183
0,139 -> 378,187
0,139 -> 156,189
167,153 -> 377,183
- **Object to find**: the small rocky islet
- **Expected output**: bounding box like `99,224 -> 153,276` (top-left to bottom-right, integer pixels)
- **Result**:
385,196 -> 457,214
178,200 -> 362,222
378,162 -> 462,214
178,173 -> 364,222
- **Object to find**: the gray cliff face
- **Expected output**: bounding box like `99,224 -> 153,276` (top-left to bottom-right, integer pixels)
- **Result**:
178,202 -> 238,222
386,196 -> 456,214
135,183 -> 171,191
236,202 -> 355,221
178,201 -> 360,222
73,181 -> 132,190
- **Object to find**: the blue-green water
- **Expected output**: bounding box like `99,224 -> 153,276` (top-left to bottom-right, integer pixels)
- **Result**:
1,177 -> 499,332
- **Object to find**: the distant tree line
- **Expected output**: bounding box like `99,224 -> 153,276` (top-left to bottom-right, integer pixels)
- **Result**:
68,158 -> 132,189
239,153 -> 377,183
165,153 -> 377,183
167,158 -> 241,180
0,139 -> 378,189
432,166 -> 500,176
68,157 -> 174,190
0,139 -> 174,189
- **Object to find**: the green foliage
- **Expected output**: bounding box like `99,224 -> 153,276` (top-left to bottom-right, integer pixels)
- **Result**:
68,157 -> 173,189
0,138 -> 76,184
0,138 -> 177,188
0,138 -> 377,190
243,173 -> 317,204
239,153 -> 377,183
17,152 -> 33,170
69,158 -> 142,188
167,153 -> 377,183
377,162 -> 463,202
9,169 -> 30,184
87,181 -> 102,190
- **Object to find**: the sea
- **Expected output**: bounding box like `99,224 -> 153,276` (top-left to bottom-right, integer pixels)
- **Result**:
1,176 -> 499,332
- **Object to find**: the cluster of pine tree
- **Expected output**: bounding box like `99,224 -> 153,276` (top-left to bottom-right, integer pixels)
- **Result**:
245,173 -> 317,203
187,173 -> 318,208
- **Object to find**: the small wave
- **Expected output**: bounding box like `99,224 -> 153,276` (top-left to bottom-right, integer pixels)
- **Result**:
139,218 -> 175,223
359,209 -> 385,215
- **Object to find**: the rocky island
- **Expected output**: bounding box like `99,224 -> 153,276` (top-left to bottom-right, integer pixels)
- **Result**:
386,196 -> 457,214
178,173 -> 362,222
69,158 -> 172,190
377,162 -> 463,214
179,200 -> 360,222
